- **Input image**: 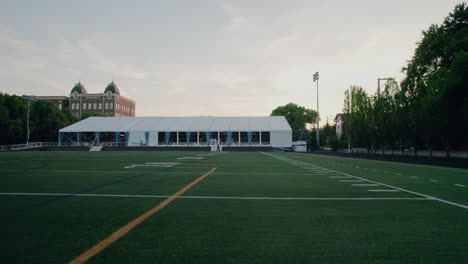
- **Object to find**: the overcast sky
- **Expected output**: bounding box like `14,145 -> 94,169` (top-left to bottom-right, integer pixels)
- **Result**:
0,0 -> 462,124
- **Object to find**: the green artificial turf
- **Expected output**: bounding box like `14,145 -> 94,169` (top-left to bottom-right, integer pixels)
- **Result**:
0,151 -> 466,263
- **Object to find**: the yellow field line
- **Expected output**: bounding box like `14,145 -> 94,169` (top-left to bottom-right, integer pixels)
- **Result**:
69,167 -> 217,264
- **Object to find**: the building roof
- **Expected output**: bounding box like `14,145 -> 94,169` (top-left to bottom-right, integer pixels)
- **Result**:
60,116 -> 292,132
70,82 -> 87,94
104,81 -> 120,95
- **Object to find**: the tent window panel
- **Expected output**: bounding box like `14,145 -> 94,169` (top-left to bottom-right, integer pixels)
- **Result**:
261,132 -> 270,144
199,132 -> 206,144
220,132 -> 227,145
252,132 -> 260,143
240,132 -> 248,144
158,132 -> 165,145
231,132 -> 239,144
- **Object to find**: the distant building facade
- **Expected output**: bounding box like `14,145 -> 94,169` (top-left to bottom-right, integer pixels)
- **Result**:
37,82 -> 135,118
334,113 -> 345,140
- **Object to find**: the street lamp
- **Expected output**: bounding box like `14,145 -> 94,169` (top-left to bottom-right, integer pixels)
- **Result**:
22,95 -> 37,145
313,72 -> 319,150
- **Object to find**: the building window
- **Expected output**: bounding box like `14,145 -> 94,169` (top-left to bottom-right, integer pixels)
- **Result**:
58,103 -> 62,110
110,103 -> 114,110
105,103 -> 108,109
76,104 -> 80,110
83,103 -> 87,110
93,103 -> 97,109
99,103 -> 102,110
71,103 -> 75,110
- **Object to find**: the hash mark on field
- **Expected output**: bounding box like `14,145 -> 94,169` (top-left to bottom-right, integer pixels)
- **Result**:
338,180 -> 363,183
352,184 -> 379,187
411,176 -> 419,179
124,162 -> 179,168
368,189 -> 400,192
329,176 -> 351,179
383,171 -> 389,173
177,157 -> 205,160
429,179 -> 439,183
454,184 -> 465,187
396,173 -> 403,176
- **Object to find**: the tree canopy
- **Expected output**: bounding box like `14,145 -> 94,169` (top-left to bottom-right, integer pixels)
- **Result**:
270,102 -> 318,141
0,93 -> 77,144
343,3 -> 468,153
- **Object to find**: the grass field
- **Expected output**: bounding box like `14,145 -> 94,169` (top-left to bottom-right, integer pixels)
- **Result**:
0,151 -> 467,263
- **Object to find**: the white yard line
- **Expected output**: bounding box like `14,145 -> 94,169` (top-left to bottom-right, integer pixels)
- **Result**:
0,169 -> 326,176
352,184 -> 379,187
454,184 -> 465,188
261,152 -> 468,210
368,189 -> 400,192
329,176 -> 352,179
0,192 -> 433,201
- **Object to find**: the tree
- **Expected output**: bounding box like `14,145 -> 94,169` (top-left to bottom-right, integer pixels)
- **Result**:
81,111 -> 105,120
30,101 -> 71,142
0,93 -> 27,145
342,3 -> 468,153
271,103 -> 318,141
401,3 -> 468,151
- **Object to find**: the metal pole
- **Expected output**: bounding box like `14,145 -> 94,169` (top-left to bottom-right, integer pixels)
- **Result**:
26,98 -> 30,145
316,78 -> 319,150
347,88 -> 351,153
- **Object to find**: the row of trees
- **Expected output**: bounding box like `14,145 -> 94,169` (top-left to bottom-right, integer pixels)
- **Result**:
343,3 -> 468,153
0,93 -> 78,145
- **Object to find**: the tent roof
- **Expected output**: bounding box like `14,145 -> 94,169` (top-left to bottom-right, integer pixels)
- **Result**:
59,116 -> 292,132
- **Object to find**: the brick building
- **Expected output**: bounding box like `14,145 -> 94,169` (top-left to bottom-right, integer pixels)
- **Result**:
37,81 -> 135,118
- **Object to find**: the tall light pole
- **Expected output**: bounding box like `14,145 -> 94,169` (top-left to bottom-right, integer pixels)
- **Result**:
22,95 -> 37,145
313,72 -> 319,150
377,77 -> 395,97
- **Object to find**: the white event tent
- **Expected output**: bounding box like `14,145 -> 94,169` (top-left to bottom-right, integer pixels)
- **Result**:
58,116 -> 292,148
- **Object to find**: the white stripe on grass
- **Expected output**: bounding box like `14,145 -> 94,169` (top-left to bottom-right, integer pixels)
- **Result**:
261,152 -> 468,210
352,184 -> 379,187
0,169 -> 328,176
0,192 -> 433,201
368,189 -> 400,192
454,184 -> 465,187
338,180 -> 363,183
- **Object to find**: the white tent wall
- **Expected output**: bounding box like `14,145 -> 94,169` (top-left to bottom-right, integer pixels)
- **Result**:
148,132 -> 158,146
128,131 -> 145,146
271,131 -> 292,148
